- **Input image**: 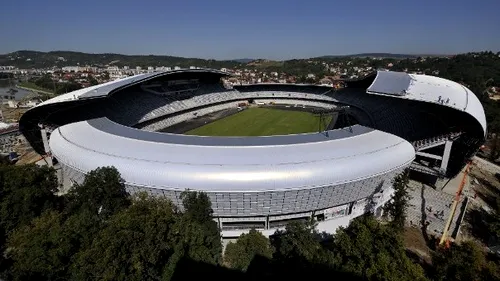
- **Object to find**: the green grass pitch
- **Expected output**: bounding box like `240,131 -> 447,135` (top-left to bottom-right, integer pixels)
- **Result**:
186,107 -> 332,137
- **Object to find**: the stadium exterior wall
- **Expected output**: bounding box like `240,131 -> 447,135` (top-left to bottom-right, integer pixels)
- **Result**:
56,154 -> 409,237
50,117 -> 415,237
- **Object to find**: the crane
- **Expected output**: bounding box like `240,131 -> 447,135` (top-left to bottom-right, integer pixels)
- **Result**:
439,161 -> 471,246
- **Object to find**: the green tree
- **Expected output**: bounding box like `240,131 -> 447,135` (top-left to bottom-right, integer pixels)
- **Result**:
177,191 -> 222,265
4,166 -> 132,280
384,170 -> 411,232
6,211 -> 73,281
64,166 -> 130,219
270,220 -> 329,264
71,194 -> 179,281
432,241 -> 493,281
55,82 -> 82,95
224,229 -> 274,271
62,167 -> 132,252
261,220 -> 338,280
489,134 -> 500,161
0,164 -> 60,279
101,71 -> 110,81
488,203 -> 500,243
330,215 -> 427,281
0,164 -> 60,235
88,75 -> 99,86
180,190 -> 213,223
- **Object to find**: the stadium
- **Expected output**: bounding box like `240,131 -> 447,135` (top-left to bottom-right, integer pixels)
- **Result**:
19,69 -> 486,238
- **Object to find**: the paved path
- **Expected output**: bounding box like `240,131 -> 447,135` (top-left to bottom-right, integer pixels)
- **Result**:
406,180 -> 465,239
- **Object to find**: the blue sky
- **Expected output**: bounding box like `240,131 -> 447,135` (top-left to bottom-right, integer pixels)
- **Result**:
1,0 -> 499,60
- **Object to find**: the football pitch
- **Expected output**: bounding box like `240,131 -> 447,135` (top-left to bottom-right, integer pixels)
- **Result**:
186,107 -> 332,137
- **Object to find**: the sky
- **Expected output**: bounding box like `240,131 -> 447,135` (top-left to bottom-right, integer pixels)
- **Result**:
1,0 -> 499,60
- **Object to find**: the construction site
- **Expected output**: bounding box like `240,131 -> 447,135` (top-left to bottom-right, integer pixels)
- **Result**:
404,156 -> 500,261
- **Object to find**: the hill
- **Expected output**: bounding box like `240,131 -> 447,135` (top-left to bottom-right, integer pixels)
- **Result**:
0,50 -> 454,69
247,59 -> 284,68
231,58 -> 254,63
317,53 -> 421,59
0,50 -> 243,69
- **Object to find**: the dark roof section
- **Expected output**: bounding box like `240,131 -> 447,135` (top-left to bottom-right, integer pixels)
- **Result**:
83,68 -> 231,99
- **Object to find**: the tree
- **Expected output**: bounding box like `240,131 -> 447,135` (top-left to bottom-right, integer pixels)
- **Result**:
55,82 -> 82,95
330,215 -> 427,281
64,166 -> 130,219
101,71 -> 110,81
6,211 -> 74,281
432,241 -> 496,281
180,190 -> 213,223
88,75 -> 99,86
71,191 -> 223,281
224,229 -> 274,271
489,134 -> 500,161
270,220 -> 329,264
177,191 -> 222,265
61,167 -> 132,252
247,220 -> 335,280
70,194 -> 179,281
3,167 -> 132,280
488,201 -> 500,244
384,170 -> 411,232
0,164 -> 60,235
0,164 -> 61,278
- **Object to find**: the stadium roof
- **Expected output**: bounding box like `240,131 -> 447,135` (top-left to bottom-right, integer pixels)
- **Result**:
367,71 -> 487,136
50,119 -> 415,192
37,68 -> 230,107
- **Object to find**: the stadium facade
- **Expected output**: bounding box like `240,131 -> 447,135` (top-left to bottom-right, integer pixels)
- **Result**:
19,69 -> 486,238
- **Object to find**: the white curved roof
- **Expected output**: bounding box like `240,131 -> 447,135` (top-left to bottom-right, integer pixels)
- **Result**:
36,68 -> 230,107
367,71 -> 487,136
37,73 -> 157,106
49,118 -> 415,192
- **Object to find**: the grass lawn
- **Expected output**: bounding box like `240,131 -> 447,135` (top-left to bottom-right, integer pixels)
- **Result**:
186,107 -> 332,136
18,81 -> 54,94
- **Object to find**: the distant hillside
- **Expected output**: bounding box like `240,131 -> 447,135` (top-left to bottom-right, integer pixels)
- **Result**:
247,59 -> 283,68
0,50 -> 243,69
0,50 -> 454,70
231,58 -> 254,63
317,53 -> 421,59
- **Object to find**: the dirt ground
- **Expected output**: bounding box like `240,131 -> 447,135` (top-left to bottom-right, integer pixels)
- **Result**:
404,227 -> 434,263
0,105 -> 27,123
0,104 -> 40,164
468,157 -> 500,210
15,147 -> 40,165
13,136 -> 40,165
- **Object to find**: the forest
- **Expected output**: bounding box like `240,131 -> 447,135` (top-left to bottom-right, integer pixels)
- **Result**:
0,164 -> 499,281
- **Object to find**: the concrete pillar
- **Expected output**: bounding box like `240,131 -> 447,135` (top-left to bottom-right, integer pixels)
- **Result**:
440,140 -> 453,172
40,128 -> 50,155
40,128 -> 53,167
